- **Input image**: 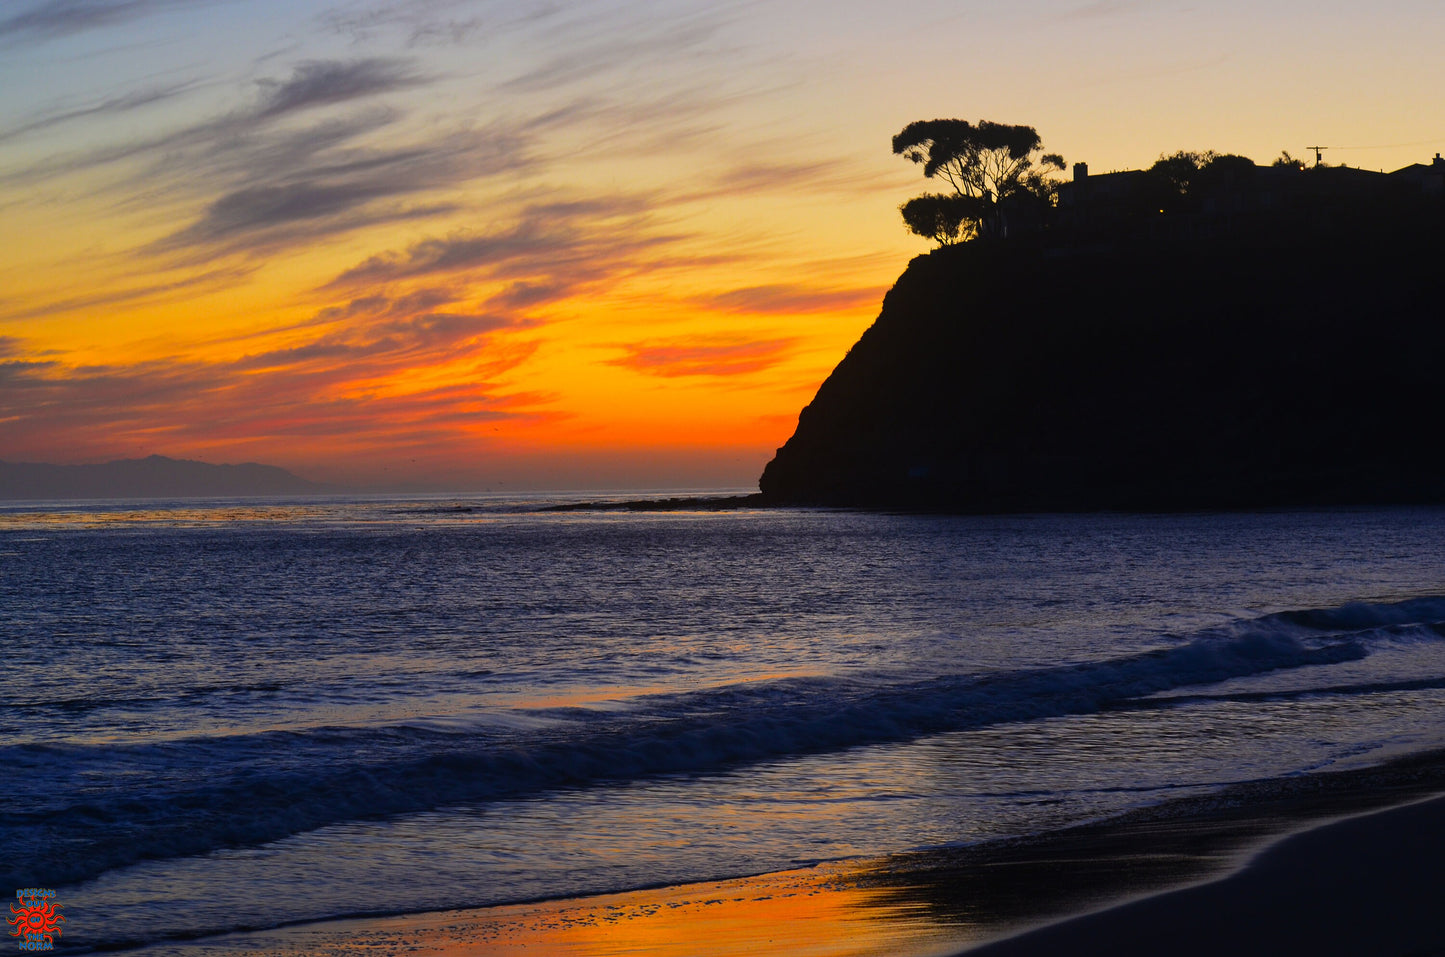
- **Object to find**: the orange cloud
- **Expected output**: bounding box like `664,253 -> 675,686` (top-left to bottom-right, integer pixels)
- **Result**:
607,338 -> 795,378
698,283 -> 886,315
0,0 -> 910,488
0,286 -> 549,471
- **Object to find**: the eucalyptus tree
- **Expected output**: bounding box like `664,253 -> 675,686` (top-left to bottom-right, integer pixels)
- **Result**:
893,119 -> 1064,243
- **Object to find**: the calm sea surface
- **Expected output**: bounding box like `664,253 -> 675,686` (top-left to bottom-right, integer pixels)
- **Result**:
4,495 -> 1445,950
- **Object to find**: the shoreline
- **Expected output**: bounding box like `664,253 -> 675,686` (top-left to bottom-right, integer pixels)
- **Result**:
122,745 -> 1445,956
961,790 -> 1445,955
862,744 -> 1445,933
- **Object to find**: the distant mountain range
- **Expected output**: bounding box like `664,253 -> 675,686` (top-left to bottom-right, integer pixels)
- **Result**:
0,455 -> 326,501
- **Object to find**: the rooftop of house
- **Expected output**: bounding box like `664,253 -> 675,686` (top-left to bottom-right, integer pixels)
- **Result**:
1067,152 -> 1444,183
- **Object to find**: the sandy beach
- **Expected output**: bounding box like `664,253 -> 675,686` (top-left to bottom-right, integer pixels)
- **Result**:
124,747 -> 1445,957
964,791 -> 1445,956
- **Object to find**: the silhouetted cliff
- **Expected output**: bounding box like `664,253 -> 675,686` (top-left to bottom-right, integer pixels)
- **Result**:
0,455 -> 325,501
760,189 -> 1445,511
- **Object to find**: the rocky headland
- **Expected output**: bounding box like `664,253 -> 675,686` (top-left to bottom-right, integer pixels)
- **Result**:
760,166 -> 1445,511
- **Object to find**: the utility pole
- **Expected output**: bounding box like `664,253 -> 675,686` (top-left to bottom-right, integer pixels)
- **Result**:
1305,145 -> 1328,167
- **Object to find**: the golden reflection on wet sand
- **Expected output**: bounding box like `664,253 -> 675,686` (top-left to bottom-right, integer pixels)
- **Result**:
157,864 -> 978,957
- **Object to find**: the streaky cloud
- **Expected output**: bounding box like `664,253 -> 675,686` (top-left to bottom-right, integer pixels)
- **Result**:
0,0 -> 221,42
0,104 -> 379,189
148,121 -> 530,257
700,284 -> 885,315
499,16 -> 720,95
233,311 -> 518,372
320,0 -> 488,47
193,180 -> 417,234
256,58 -> 425,118
484,281 -> 572,312
0,265 -> 256,321
0,353 -> 543,451
0,58 -> 436,191
328,225 -> 570,285
608,337 -> 795,378
0,287 -> 544,458
160,182 -> 441,251
314,287 -> 464,323
702,158 -> 890,198
326,195 -> 679,288
0,79 -> 201,144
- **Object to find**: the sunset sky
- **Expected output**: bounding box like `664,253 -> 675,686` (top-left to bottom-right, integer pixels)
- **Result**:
3,0 -> 1442,489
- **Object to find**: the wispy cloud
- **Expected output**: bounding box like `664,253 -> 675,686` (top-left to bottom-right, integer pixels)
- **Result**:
320,0 -> 491,47
153,177 -> 462,257
0,79 -> 201,144
6,54 -> 532,260
0,287 -> 546,460
0,266 -> 256,322
484,281 -> 574,312
233,292 -> 523,374
0,354 -> 546,455
608,337 -> 795,378
499,15 -> 721,95
684,156 -> 896,202
312,286 -> 463,323
255,57 -> 425,118
0,0 -> 860,479
0,0 -> 776,277
326,196 -> 688,293
698,283 -> 884,315
329,222 -> 571,285
0,0 -> 222,43
711,160 -> 863,194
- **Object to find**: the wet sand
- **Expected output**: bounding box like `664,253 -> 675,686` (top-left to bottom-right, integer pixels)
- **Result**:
129,749 -> 1445,957
962,792 -> 1445,956
124,863 -> 965,957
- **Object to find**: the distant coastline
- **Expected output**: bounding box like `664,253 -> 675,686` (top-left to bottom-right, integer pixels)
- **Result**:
0,455 -> 325,501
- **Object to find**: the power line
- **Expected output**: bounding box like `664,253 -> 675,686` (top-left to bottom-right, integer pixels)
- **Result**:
1298,139 -> 1443,169
1319,137 -> 1445,151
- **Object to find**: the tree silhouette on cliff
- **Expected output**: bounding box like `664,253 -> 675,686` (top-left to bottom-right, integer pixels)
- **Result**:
893,119 -> 1064,244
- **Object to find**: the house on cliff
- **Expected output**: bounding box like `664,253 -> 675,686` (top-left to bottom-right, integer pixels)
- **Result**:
1390,153 -> 1445,195
1050,153 -> 1443,243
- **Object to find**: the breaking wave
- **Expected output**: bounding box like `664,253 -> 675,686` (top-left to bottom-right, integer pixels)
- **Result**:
8,595 -> 1444,891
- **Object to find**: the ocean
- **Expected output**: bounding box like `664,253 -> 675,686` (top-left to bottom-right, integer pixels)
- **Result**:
5,495 -> 1445,952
